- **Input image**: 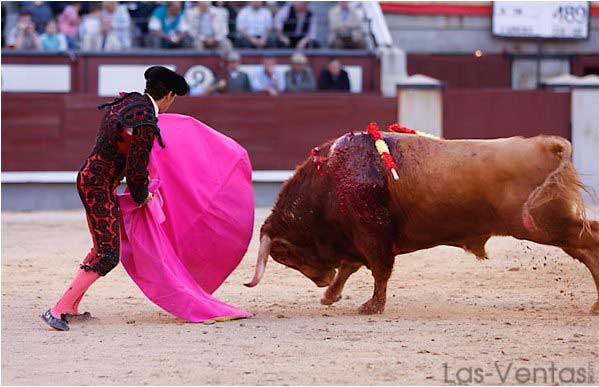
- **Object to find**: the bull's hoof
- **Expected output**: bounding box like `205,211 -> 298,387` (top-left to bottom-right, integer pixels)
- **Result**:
358,299 -> 385,315
590,301 -> 599,315
320,294 -> 342,306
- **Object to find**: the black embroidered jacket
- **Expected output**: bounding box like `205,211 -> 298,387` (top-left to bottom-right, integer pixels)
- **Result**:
87,92 -> 164,204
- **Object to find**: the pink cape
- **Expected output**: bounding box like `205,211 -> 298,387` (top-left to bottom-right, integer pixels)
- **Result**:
118,113 -> 254,322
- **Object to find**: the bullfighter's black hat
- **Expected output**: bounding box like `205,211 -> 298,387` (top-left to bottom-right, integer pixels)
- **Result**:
144,66 -> 189,96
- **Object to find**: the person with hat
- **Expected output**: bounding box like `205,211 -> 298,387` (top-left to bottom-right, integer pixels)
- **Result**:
41,66 -> 189,331
284,52 -> 316,92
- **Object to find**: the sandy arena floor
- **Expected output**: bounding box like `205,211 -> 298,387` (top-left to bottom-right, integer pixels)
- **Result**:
2,207 -> 598,385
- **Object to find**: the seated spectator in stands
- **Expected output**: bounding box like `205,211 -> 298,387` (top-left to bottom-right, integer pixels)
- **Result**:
147,1 -> 192,49
285,52 -> 316,92
6,12 -> 40,50
123,1 -> 156,46
235,1 -> 275,49
251,57 -> 285,96
23,1 -> 54,34
79,2 -> 103,51
102,1 -> 132,50
39,20 -> 67,51
196,51 -> 251,95
328,2 -> 365,49
275,2 -> 319,49
220,51 -> 252,92
58,2 -> 81,49
318,58 -> 350,91
184,1 -> 231,50
216,1 -> 239,38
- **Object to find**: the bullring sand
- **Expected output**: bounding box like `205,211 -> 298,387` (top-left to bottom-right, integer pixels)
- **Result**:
2,208 -> 598,385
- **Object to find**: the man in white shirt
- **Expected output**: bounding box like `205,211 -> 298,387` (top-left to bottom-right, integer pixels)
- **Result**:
328,1 -> 366,49
102,1 -> 132,51
235,1 -> 276,48
184,1 -> 232,50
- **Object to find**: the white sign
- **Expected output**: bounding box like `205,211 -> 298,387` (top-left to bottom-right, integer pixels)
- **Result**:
1,64 -> 71,92
185,65 -> 216,96
493,1 -> 589,39
98,64 -> 176,96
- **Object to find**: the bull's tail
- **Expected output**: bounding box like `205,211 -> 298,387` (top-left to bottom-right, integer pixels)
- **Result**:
522,138 -> 596,235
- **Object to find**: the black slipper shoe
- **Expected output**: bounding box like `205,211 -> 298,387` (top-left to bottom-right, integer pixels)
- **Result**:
62,312 -> 92,323
41,309 -> 69,331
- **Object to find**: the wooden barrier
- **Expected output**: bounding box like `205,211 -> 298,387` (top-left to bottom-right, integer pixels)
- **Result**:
408,54 -> 512,88
1,87 -> 573,172
1,93 -> 397,171
443,89 -> 571,139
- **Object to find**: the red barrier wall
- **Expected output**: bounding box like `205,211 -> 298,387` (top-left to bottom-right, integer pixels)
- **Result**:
1,93 -> 397,171
1,89 -> 573,172
408,54 -> 512,88
571,55 -> 599,76
443,89 -> 571,140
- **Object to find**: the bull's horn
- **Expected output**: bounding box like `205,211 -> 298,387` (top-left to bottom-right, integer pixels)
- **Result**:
244,234 -> 272,287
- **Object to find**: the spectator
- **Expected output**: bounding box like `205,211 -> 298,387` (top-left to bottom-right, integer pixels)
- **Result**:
39,19 -> 68,51
210,51 -> 251,94
58,2 -> 81,49
102,1 -> 132,50
275,2 -> 319,49
328,2 -> 365,49
318,58 -> 350,91
147,1 -> 192,48
284,52 -> 316,92
1,3 -> 6,47
251,57 -> 285,96
6,12 -> 40,50
79,2 -> 103,51
235,1 -> 275,49
23,1 -> 54,34
184,1 -> 231,50
3,2 -> 21,47
216,1 -> 239,41
123,1 -> 156,46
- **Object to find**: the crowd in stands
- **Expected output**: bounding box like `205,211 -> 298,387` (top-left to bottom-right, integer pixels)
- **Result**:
190,51 -> 352,96
2,1 -> 370,51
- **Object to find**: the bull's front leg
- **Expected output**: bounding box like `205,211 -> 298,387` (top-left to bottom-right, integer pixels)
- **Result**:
321,261 -> 362,305
358,256 -> 394,315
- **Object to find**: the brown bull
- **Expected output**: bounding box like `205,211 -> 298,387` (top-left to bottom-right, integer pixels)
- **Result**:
246,131 -> 599,315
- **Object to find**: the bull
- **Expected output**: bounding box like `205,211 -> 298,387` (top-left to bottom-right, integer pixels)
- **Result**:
246,128 -> 599,315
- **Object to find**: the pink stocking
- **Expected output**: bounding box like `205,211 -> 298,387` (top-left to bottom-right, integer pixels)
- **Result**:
71,293 -> 85,314
51,269 -> 100,318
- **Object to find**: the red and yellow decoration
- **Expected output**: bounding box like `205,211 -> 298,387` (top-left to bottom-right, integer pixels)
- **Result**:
387,123 -> 441,140
367,122 -> 400,181
366,122 -> 441,182
310,122 -> 440,181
